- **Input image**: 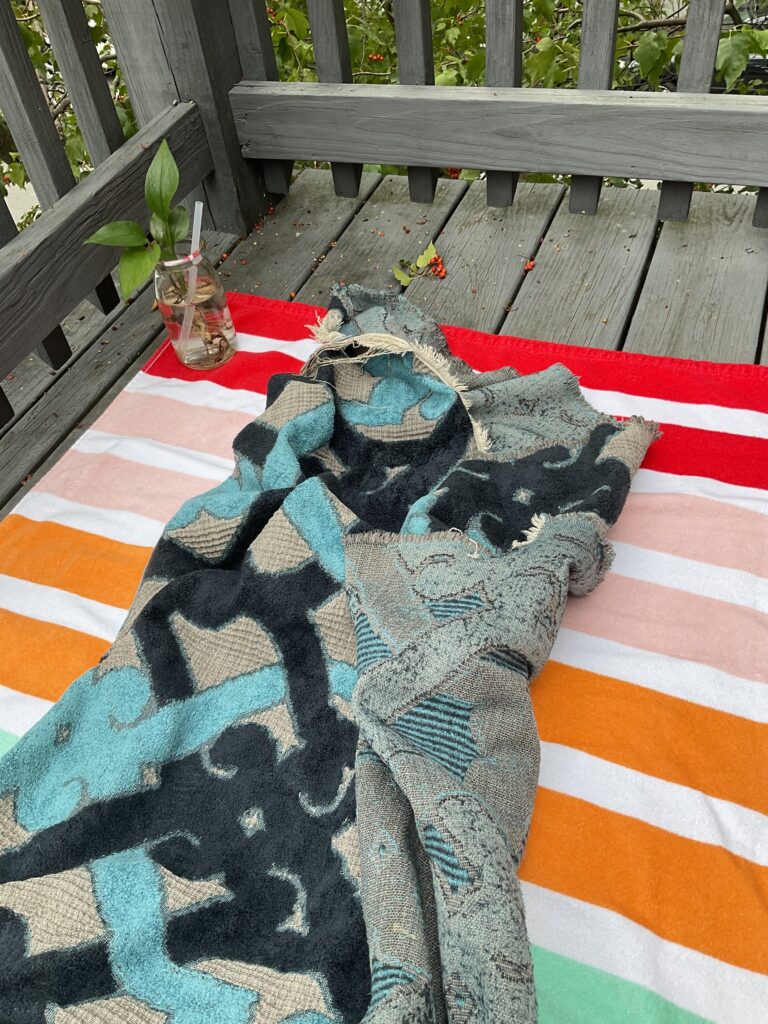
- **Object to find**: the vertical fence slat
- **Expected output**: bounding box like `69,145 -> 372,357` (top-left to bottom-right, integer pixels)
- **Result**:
37,0 -> 124,166
306,0 -> 362,198
150,0 -> 268,233
658,1 -> 725,222
485,0 -> 523,207
228,0 -> 292,195
393,0 -> 437,203
569,0 -> 619,214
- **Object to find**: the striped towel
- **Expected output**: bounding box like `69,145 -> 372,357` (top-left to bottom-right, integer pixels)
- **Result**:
1,292 -> 766,1024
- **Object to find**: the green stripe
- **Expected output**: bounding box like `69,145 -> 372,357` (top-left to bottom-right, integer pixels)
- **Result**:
0,730 -> 19,757
532,946 -> 714,1024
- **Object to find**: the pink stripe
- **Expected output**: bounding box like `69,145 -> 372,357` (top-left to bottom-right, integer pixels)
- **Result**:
610,493 -> 768,579
564,574 -> 768,683
92,392 -> 253,461
36,451 -> 214,523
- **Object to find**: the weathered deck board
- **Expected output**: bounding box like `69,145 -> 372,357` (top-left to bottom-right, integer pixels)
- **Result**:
0,233 -> 236,516
216,168 -> 381,298
623,192 -> 768,362
502,188 -> 659,348
404,181 -> 564,333
295,175 -> 467,304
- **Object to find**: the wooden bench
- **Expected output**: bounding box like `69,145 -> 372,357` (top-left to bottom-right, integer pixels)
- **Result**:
1,0 -> 766,518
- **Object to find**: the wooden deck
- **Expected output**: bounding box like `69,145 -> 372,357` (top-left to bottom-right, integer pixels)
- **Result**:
2,167 -> 767,518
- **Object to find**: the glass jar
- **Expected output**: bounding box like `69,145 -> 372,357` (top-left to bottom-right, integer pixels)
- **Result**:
154,244 -> 237,370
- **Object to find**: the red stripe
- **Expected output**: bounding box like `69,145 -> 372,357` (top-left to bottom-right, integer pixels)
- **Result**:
642,423 -> 768,489
145,345 -> 305,391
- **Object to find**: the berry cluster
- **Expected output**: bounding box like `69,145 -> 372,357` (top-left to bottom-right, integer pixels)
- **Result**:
429,253 -> 447,279
369,53 -> 385,62
446,168 -> 462,180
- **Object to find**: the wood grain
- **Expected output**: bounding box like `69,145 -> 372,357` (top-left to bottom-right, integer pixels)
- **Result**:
232,82 -> 768,188
295,175 -> 466,304
215,167 -> 381,298
393,0 -> 437,203
624,191 -> 768,362
404,180 -> 564,333
0,103 -> 212,377
502,187 -> 658,347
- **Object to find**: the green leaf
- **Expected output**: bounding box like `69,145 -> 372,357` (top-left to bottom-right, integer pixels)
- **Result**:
145,140 -> 179,221
168,205 -> 190,244
528,37 -> 556,86
435,68 -> 459,86
85,220 -> 148,247
465,51 -> 485,84
716,32 -> 752,91
392,264 -> 412,287
149,212 -> 170,253
118,241 -> 160,301
283,7 -> 309,38
415,241 -> 437,269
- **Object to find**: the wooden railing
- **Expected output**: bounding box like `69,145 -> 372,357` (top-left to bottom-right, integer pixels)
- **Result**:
228,0 -> 768,226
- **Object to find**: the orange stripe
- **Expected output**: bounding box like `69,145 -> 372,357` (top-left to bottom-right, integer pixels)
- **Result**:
0,516 -> 151,608
532,662 -> 768,817
520,788 -> 768,973
0,610 -> 108,702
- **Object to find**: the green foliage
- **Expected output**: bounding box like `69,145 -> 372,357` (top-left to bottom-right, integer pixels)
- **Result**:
85,140 -> 187,300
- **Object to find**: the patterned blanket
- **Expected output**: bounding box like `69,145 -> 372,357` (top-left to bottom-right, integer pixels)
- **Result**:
3,285 -> 767,1024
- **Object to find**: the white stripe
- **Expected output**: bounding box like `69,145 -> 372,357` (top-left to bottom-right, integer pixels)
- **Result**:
235,330 -> 319,362
0,683 -> 52,737
522,882 -> 768,1024
12,492 -> 164,548
0,574 -> 125,640
582,385 -> 768,440
611,541 -> 768,614
540,742 -> 768,867
125,371 -> 267,416
632,469 -> 768,515
550,628 -> 768,723
73,431 -> 233,481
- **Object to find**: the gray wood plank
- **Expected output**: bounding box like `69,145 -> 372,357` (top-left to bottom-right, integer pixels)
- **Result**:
658,2 -> 725,222
295,174 -> 466,304
485,0 -> 523,207
151,0 -> 267,234
232,82 -> 768,188
624,191 -> 768,362
0,0 -> 75,208
0,102 -> 212,377
393,0 -> 437,204
403,180 -> 564,333
569,0 -> 619,215
0,232 -> 235,517
216,167 -> 381,298
502,187 -> 659,348
37,0 -> 125,166
227,0 -> 293,195
305,0 -> 362,198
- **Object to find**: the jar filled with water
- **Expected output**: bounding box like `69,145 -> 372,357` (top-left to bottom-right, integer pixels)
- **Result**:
155,245 -> 237,370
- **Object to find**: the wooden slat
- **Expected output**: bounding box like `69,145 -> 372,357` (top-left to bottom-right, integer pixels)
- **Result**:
392,0 -> 437,204
501,188 -> 659,347
231,82 -> 768,188
658,1 -> 725,223
0,102 -> 212,378
227,0 -> 292,195
150,0 -> 267,234
216,167 -> 380,297
305,0 -> 362,198
485,0 -> 523,208
624,192 -> 768,362
0,231 -> 235,515
404,180 -> 565,333
295,175 -> 466,304
569,0 -> 619,215
0,199 -> 14,422
0,0 -> 119,316
37,0 -> 124,166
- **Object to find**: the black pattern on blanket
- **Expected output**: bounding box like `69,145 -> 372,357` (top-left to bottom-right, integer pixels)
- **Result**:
0,285 -> 656,1023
